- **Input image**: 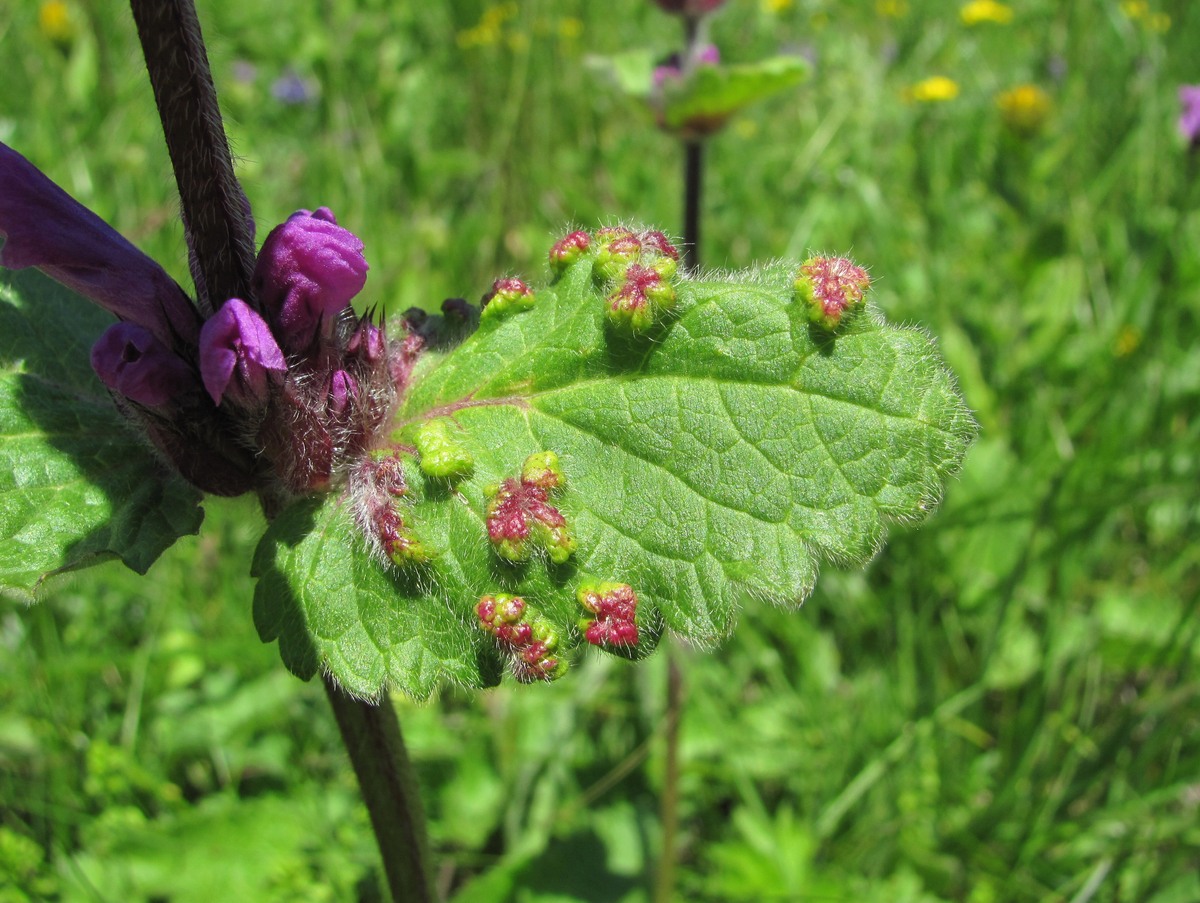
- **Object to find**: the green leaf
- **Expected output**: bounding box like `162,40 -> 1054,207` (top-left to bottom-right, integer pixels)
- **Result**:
659,56 -> 809,132
0,269 -> 203,598
257,236 -> 976,698
587,52 -> 809,134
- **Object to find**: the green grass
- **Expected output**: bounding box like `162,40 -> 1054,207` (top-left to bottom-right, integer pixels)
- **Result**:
2,0 -> 1199,900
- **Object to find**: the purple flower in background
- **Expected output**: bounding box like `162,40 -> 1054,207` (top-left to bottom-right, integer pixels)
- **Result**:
0,142 -> 201,346
271,68 -> 317,105
652,0 -> 727,16
199,298 -> 287,407
654,44 -> 720,88
90,323 -> 196,407
252,207 -> 369,351
1180,85 -> 1200,150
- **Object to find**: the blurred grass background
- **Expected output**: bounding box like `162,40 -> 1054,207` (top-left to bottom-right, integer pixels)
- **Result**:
2,0 -> 1200,900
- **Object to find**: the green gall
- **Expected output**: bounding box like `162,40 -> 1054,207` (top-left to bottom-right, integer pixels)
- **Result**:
481,277 -> 536,320
794,256 -> 870,330
606,264 -> 677,333
413,417 -> 474,479
521,450 -> 565,491
549,230 -> 592,274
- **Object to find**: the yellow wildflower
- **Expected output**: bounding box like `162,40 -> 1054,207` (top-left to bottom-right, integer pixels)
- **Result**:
1120,0 -> 1148,19
960,0 -> 1013,25
764,0 -> 794,12
907,76 -> 960,103
997,84 -> 1052,136
38,0 -> 76,47
557,17 -> 583,40
1114,325 -> 1140,357
876,0 -> 909,17
1147,11 -> 1170,31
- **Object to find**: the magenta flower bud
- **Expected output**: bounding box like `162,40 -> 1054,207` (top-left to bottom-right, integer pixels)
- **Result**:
0,142 -> 200,346
252,207 -> 368,350
1180,85 -> 1200,150
90,323 -> 196,407
328,369 -> 358,416
198,298 -> 287,407
346,316 -> 385,363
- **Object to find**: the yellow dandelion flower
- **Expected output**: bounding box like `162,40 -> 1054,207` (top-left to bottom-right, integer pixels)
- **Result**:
876,0 -> 909,17
1114,325 -> 1140,357
907,76 -> 960,103
765,0 -> 794,12
997,84 -> 1052,136
1120,0 -> 1148,19
1147,11 -> 1170,31
557,17 -> 583,40
960,0 -> 1013,25
39,0 -> 76,46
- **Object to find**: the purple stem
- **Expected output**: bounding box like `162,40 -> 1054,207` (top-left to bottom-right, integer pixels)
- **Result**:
127,5 -> 436,899
129,0 -> 257,315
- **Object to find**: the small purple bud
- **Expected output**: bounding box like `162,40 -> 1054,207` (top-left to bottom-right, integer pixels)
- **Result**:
1179,85 -> 1200,150
346,316 -> 385,363
90,323 -> 196,407
0,142 -> 201,346
328,369 -> 358,416
198,298 -> 287,407
252,208 -> 368,351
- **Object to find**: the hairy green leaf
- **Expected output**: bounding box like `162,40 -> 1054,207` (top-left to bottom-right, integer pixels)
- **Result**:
0,269 -> 203,598
255,238 -> 976,698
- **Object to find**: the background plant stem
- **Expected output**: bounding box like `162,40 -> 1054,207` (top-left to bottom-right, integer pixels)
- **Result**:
681,13 -> 705,273
653,648 -> 685,903
129,4 -> 437,899
683,141 -> 704,273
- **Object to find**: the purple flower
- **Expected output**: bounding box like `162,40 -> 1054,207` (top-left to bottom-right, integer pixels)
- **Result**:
90,323 -> 196,407
327,369 -> 358,417
652,0 -> 727,16
1180,85 -> 1200,149
0,142 -> 201,346
199,298 -> 287,407
271,68 -> 317,105
252,207 -> 368,351
653,45 -> 720,88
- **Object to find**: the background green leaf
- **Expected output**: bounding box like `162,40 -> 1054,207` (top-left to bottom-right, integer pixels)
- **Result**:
259,247 -> 975,697
0,269 -> 203,599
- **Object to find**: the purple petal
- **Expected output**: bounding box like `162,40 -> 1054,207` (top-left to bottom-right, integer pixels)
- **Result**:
0,142 -> 200,346
328,369 -> 358,416
252,208 -> 368,351
1180,85 -> 1200,147
90,323 -> 196,407
199,298 -> 287,406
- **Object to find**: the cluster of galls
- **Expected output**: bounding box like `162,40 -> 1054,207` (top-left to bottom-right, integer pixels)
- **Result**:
578,582 -> 640,648
485,451 -> 576,565
350,451 -> 434,567
476,581 -> 642,683
549,227 -> 682,333
793,256 -> 871,331
475,594 -> 568,683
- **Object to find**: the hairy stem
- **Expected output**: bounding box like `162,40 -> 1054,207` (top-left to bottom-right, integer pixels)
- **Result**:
653,648 -> 685,903
129,0 -> 257,315
129,4 -> 438,897
324,678 -> 437,903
